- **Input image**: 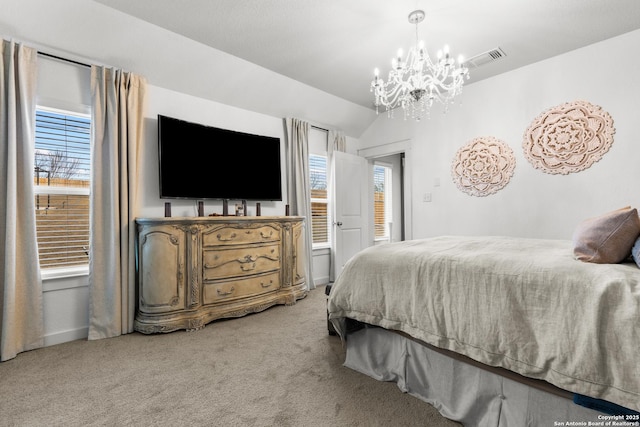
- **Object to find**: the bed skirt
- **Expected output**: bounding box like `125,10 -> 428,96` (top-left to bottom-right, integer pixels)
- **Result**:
344,326 -> 606,427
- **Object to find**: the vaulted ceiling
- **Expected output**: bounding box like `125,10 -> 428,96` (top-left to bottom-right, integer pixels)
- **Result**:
95,0 -> 640,110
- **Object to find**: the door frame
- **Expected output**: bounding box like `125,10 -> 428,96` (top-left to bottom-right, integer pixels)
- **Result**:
358,139 -> 413,242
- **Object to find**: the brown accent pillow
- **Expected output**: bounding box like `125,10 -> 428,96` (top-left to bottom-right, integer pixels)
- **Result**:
573,206 -> 640,264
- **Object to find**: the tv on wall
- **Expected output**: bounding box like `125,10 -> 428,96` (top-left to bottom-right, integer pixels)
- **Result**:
158,115 -> 283,201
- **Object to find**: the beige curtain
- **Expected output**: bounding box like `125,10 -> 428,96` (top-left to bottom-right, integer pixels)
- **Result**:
0,40 -> 44,361
284,117 -> 315,290
89,66 -> 146,340
327,130 -> 347,282
328,130 -> 347,155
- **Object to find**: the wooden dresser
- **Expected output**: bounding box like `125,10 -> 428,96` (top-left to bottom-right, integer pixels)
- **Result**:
134,216 -> 307,333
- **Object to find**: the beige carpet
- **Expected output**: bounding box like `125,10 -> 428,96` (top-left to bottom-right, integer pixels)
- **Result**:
0,286 -> 460,427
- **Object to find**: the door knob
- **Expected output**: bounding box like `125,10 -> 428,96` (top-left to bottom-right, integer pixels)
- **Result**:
334,221 -> 343,227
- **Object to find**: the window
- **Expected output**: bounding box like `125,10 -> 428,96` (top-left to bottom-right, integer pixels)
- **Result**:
374,164 -> 392,240
309,154 -> 329,247
33,108 -> 91,270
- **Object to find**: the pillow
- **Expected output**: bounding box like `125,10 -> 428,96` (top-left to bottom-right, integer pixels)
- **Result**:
632,237 -> 640,268
572,206 -> 640,264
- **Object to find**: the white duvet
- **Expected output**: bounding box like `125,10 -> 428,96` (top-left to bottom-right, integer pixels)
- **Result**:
328,236 -> 640,412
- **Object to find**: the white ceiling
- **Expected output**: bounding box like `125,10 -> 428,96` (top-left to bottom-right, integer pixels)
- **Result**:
94,0 -> 640,110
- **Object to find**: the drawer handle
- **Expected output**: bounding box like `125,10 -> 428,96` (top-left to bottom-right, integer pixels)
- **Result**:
216,233 -> 237,242
240,255 -> 257,271
217,286 -> 235,297
240,263 -> 256,272
261,280 -> 273,288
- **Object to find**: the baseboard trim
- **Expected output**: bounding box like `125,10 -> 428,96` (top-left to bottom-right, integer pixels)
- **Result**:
314,275 -> 330,286
44,327 -> 88,347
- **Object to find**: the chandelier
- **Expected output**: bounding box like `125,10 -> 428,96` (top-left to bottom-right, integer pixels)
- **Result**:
370,10 -> 469,121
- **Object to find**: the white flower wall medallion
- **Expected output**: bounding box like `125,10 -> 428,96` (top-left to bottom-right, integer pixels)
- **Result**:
451,136 -> 516,197
523,100 -> 615,174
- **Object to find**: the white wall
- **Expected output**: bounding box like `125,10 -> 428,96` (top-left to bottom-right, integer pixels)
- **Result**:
0,0 -> 374,138
139,86 -> 288,218
358,29 -> 640,241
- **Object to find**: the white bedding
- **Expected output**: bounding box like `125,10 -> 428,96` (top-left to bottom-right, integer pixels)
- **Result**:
327,236 -> 640,412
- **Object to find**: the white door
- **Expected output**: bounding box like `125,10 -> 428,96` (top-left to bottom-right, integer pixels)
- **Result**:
333,151 -> 368,279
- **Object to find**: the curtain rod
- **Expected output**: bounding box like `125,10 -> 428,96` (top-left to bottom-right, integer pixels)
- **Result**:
37,51 -> 91,69
311,125 -> 328,132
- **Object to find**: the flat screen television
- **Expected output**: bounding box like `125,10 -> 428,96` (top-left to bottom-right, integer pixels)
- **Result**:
158,115 -> 283,201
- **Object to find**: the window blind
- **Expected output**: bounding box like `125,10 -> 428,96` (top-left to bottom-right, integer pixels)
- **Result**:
34,109 -> 91,269
373,165 -> 387,238
309,155 -> 329,245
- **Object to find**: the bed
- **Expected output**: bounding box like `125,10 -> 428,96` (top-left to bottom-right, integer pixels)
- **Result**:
327,235 -> 640,426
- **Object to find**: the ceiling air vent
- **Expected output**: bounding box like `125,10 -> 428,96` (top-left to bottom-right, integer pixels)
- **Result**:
465,47 -> 506,68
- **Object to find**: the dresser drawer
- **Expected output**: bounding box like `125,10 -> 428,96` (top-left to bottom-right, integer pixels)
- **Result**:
203,244 -> 280,280
203,224 -> 280,246
203,272 -> 280,304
